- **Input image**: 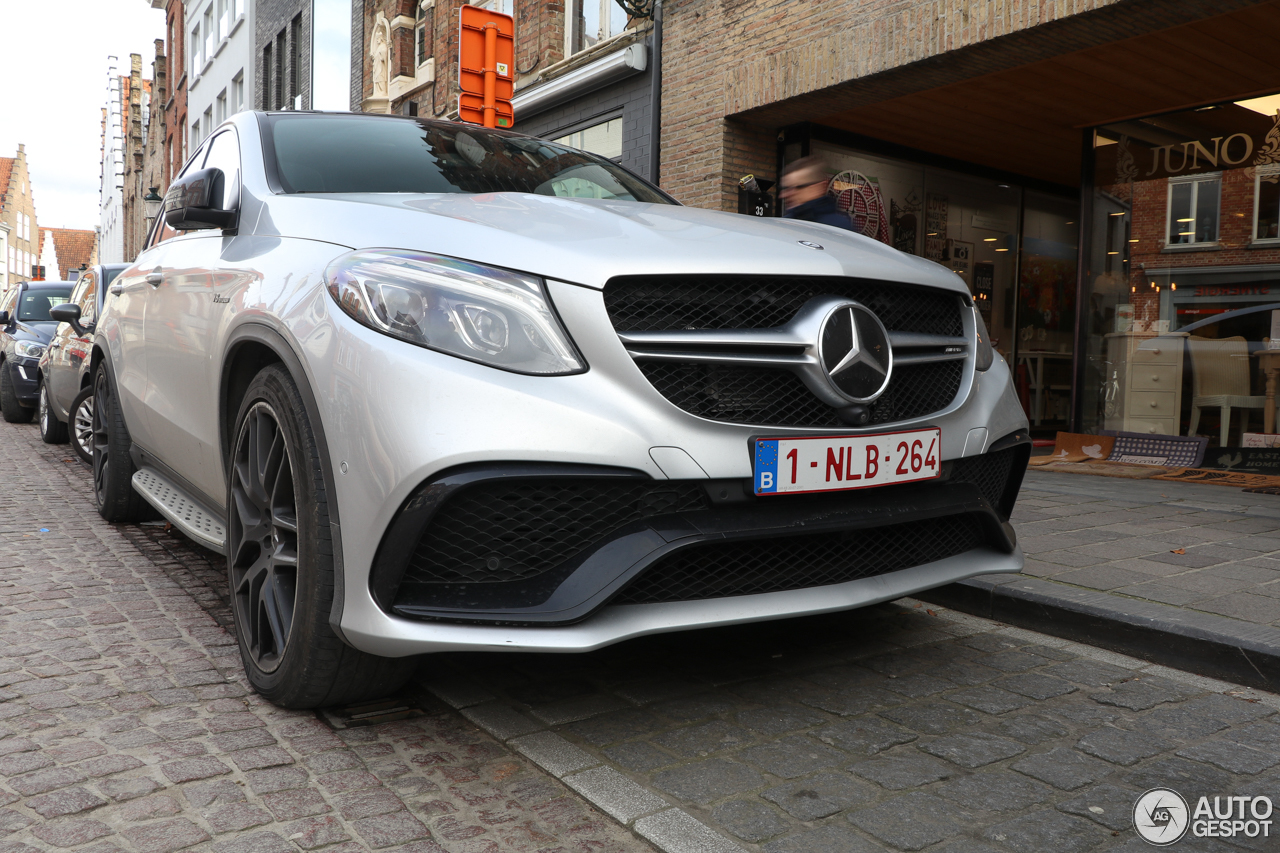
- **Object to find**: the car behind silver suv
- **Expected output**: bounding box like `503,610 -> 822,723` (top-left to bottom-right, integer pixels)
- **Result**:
91,111 -> 1029,708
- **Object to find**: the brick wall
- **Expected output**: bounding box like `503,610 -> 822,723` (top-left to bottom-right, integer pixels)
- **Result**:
659,0 -> 1260,211
165,0 -> 187,182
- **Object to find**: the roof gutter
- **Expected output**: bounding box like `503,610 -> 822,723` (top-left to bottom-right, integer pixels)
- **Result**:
513,43 -> 647,121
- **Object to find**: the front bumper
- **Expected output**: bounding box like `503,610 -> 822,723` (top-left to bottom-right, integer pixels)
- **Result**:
319,280 -> 1030,656
8,359 -> 39,405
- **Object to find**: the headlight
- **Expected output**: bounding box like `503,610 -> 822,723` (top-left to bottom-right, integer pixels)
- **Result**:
973,307 -> 994,372
326,250 -> 585,376
14,341 -> 44,359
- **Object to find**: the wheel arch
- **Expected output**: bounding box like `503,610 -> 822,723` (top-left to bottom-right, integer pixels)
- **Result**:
220,323 -> 350,641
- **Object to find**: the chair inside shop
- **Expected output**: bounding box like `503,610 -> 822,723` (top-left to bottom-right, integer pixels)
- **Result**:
1187,335 -> 1266,446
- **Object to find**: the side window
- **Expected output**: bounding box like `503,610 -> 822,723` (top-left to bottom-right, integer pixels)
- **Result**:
202,130 -> 242,211
76,274 -> 98,325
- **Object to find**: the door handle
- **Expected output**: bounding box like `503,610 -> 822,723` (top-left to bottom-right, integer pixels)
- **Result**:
109,285 -> 123,295
146,267 -> 163,286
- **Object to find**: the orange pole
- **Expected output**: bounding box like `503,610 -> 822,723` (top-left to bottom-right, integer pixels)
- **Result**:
482,23 -> 497,128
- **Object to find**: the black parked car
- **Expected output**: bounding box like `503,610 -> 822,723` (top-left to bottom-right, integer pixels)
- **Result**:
36,265 -> 128,461
0,281 -> 75,424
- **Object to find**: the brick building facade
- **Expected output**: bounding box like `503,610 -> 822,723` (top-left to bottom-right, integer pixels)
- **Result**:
355,0 -> 653,174
1,146 -> 41,287
164,0 -> 188,182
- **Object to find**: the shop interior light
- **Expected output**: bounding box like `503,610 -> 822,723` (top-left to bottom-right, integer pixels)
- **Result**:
1107,251 -> 1119,255
1179,231 -> 1195,236
1177,218 -> 1194,222
995,248 -> 1009,252
1132,285 -> 1137,292
1110,211 -> 1126,216
1065,221 -> 1075,225
983,237 -> 997,242
1129,238 -> 1139,242
1172,283 -> 1177,290
927,232 -> 938,236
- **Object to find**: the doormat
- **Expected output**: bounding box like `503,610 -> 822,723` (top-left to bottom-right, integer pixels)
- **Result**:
1199,447 -> 1280,475
1027,460 -> 1168,479
1150,468 -> 1280,489
1028,433 -> 1115,466
1100,431 -> 1208,468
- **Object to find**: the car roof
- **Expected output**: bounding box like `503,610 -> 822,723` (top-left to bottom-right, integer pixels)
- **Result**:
23,281 -> 75,289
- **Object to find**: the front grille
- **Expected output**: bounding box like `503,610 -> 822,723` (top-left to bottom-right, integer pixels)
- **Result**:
640,359 -> 963,428
605,276 -> 964,336
400,480 -> 710,586
613,514 -> 985,605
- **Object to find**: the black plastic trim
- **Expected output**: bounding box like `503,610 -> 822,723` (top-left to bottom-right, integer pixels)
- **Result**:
380,465 -> 1015,627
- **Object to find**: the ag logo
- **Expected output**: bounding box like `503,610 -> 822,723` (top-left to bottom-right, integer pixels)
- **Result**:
1134,788 -> 1190,846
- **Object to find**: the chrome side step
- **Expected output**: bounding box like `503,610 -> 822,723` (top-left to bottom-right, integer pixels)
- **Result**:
132,468 -> 228,554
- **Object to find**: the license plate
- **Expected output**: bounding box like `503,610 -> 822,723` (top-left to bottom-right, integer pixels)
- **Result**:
753,428 -> 941,495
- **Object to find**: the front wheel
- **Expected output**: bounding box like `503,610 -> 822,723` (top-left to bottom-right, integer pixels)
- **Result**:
228,364 -> 415,708
0,364 -> 32,424
69,387 -> 94,465
92,367 -> 152,522
38,382 -> 68,444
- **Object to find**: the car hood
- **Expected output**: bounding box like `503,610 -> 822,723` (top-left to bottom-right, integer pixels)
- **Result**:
12,321 -> 55,345
257,192 -> 970,295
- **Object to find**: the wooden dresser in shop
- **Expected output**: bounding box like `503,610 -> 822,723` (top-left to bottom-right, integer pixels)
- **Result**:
1102,331 -> 1186,435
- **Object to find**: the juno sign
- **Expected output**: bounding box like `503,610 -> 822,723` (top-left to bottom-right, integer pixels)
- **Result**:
458,5 -> 515,129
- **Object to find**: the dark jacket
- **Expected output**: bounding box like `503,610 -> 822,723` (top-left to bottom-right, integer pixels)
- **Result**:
783,195 -> 853,230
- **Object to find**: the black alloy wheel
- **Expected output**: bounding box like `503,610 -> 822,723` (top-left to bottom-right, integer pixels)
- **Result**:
229,400 -> 300,674
38,382 -> 68,444
227,364 -> 415,708
69,387 -> 94,465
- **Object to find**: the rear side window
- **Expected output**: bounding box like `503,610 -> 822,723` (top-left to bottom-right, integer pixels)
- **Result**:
17,287 -> 73,321
264,114 -> 670,203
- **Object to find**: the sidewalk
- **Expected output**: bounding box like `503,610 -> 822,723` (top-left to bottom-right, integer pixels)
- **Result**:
923,468 -> 1280,692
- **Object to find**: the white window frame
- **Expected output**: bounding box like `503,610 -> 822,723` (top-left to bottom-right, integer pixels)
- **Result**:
232,72 -> 244,114
565,0 -> 629,57
192,118 -> 201,147
1165,172 -> 1221,248
191,23 -> 202,78
1253,163 -> 1280,244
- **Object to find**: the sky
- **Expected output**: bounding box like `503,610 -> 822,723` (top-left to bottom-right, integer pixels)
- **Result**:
0,0 -> 166,232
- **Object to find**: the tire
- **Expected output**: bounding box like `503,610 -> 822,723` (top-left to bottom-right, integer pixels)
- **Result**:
38,382 -> 69,444
69,387 -> 94,466
0,363 -> 33,424
92,366 -> 152,522
228,364 -> 415,708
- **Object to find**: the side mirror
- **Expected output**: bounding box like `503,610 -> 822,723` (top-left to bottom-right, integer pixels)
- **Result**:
163,167 -> 237,231
49,303 -> 86,337
0,311 -> 9,326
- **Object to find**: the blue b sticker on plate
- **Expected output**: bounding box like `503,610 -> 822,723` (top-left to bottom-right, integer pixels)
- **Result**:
754,439 -> 780,494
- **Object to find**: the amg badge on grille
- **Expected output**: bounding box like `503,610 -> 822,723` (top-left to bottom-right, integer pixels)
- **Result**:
819,303 -> 894,402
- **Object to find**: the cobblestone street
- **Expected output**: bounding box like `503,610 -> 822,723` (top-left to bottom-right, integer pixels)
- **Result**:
2,415 -> 1280,853
0,420 -> 645,853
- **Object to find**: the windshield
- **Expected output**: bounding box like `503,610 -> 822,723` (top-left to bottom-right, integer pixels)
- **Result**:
264,114 -> 672,204
17,287 -> 72,322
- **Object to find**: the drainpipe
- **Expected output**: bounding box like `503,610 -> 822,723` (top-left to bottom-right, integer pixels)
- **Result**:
648,0 -> 662,186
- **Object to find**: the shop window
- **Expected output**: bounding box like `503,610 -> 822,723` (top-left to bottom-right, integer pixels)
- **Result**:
569,0 -> 629,55
1255,165 -> 1280,242
1167,174 -> 1220,246
554,117 -> 623,160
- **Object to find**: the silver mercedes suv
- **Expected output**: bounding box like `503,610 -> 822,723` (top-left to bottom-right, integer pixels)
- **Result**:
88,111 -> 1029,708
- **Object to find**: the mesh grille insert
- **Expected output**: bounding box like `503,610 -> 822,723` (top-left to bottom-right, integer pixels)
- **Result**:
613,514 -> 985,605
400,480 -> 711,586
950,447 -> 1016,515
641,359 -> 963,428
605,276 -> 964,336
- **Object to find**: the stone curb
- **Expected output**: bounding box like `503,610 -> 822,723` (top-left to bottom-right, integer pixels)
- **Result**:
918,575 -> 1280,693
427,679 -> 748,853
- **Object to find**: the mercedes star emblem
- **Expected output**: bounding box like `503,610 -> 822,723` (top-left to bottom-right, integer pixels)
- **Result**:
818,303 -> 893,402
